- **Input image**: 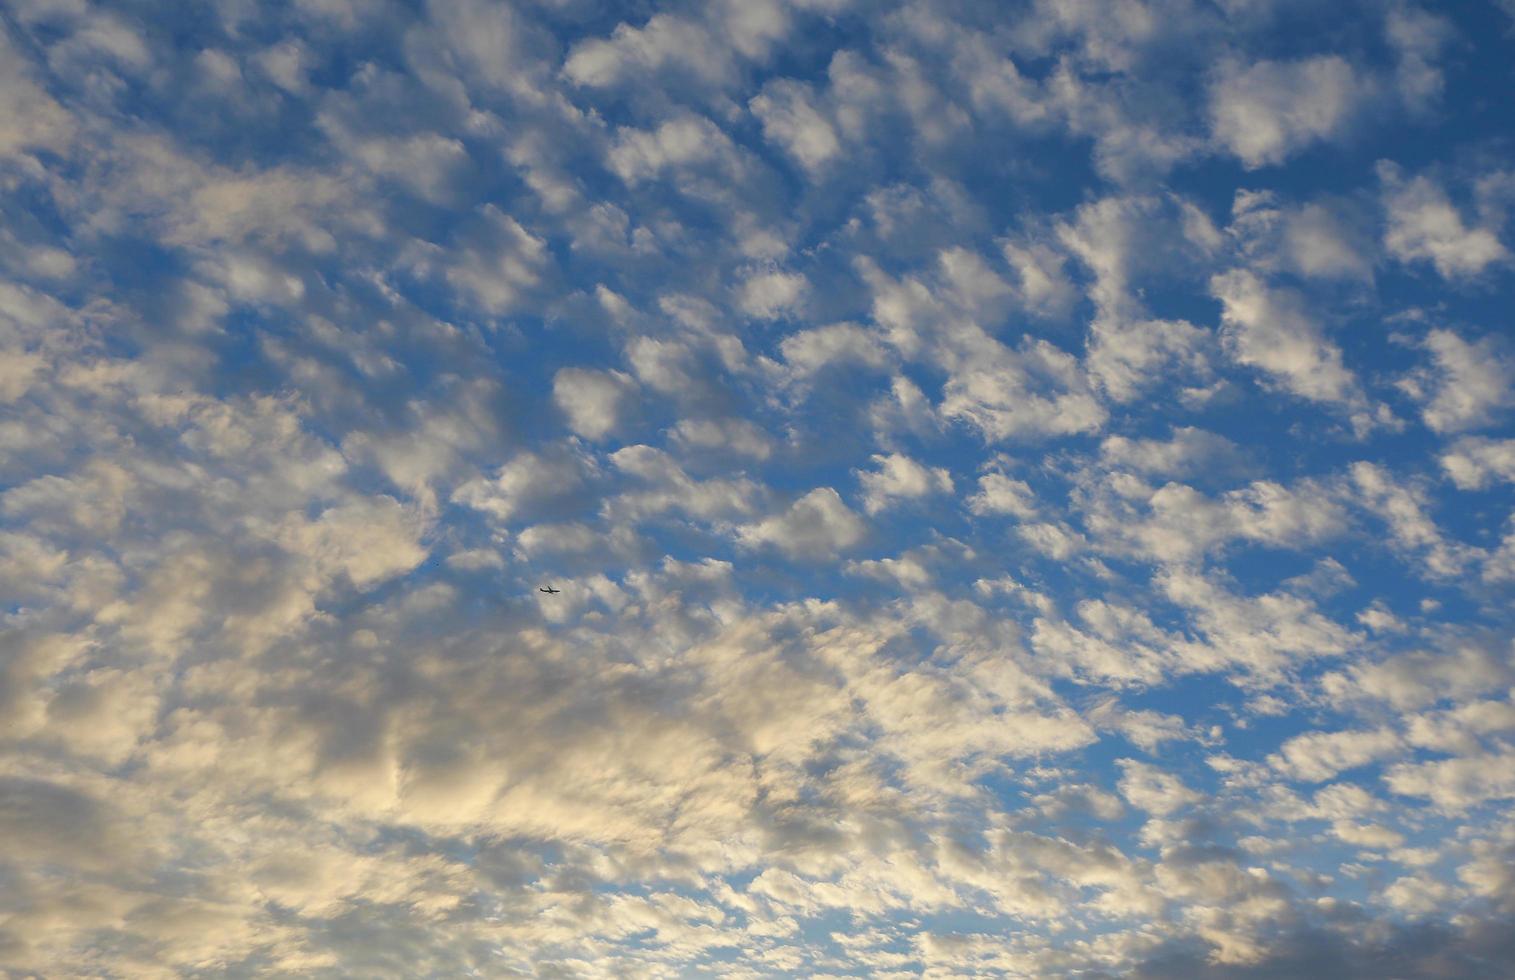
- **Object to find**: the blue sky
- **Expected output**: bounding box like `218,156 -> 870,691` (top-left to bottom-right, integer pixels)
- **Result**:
3,0 -> 1515,976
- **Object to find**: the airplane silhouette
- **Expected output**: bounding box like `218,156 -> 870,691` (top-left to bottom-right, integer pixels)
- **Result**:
538,586 -> 561,594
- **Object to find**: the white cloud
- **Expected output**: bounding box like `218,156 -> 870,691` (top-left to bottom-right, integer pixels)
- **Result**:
778,322 -> 890,378
1055,195 -> 1216,401
608,115 -> 742,183
939,338 -> 1107,441
672,417 -> 775,459
553,367 -> 638,440
739,269 -> 808,319
1400,329 -> 1515,433
1117,759 -> 1202,815
1000,241 -> 1076,318
856,453 -> 952,514
1385,749 -> 1515,812
1381,164 -> 1509,278
452,449 -> 589,523
1320,640 -> 1511,711
751,79 -> 842,173
1209,56 -> 1365,168
1228,191 -> 1374,281
846,553 -> 933,588
967,473 -> 1038,519
1159,569 -> 1358,680
625,336 -> 698,394
608,444 -> 763,521
305,500 -> 429,587
737,487 -> 866,558
1098,427 -> 1243,480
1385,3 -> 1453,113
565,0 -> 795,90
441,206 -> 549,314
1086,316 -> 1212,404
1441,437 -> 1515,489
1081,474 -> 1349,564
563,13 -> 725,88
0,25 -> 74,161
1484,522 -> 1515,584
1269,728 -> 1403,782
1211,269 -> 1361,407
1350,461 -> 1470,577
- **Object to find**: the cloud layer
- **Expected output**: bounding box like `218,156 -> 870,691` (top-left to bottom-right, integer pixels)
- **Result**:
2,0 -> 1514,976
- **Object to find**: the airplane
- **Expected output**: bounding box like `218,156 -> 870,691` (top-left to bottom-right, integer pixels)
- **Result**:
538,586 -> 561,594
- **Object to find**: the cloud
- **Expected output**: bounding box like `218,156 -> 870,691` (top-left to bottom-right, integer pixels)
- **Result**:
552,367 -> 638,440
1381,164 -> 1508,277
1350,461 -> 1471,577
607,114 -> 748,185
1399,329 -> 1515,433
1118,759 -> 1203,815
563,12 -> 727,88
751,79 -> 843,173
938,338 -> 1108,441
0,25 -> 74,161
1080,474 -> 1350,564
737,487 -> 867,557
608,444 -> 763,521
739,269 -> 808,319
1385,3 -> 1453,114
966,472 -> 1039,518
1211,269 -> 1362,407
1441,437 -> 1515,489
1319,638 -> 1513,711
5,0 -> 1515,974
671,416 -> 776,459
778,322 -> 891,378
1269,728 -> 1404,782
1209,56 -> 1365,168
563,0 -> 793,91
439,206 -> 549,314
856,452 -> 952,514
1228,191 -> 1375,281
452,448 -> 590,523
1385,749 -> 1515,812
1099,427 -> 1246,481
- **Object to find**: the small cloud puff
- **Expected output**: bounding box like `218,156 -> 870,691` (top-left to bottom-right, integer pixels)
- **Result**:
553,368 -> 638,440
856,452 -> 952,514
737,487 -> 866,558
1209,56 -> 1366,168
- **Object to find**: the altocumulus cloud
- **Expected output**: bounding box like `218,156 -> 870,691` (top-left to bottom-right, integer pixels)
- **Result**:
1,0 -> 1514,976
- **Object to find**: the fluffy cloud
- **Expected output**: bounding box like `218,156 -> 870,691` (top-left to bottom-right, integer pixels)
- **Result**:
1270,728 -> 1404,782
1400,329 -> 1515,434
552,367 -> 638,440
1099,427 -> 1245,480
1441,437 -> 1515,489
452,448 -> 591,523
739,269 -> 808,319
939,338 -> 1108,441
736,487 -> 867,558
1209,56 -> 1365,168
439,206 -> 549,314
1381,164 -> 1509,278
856,452 -> 952,514
1211,269 -> 1362,407
751,79 -> 843,173
966,472 -> 1039,518
1385,750 -> 1515,812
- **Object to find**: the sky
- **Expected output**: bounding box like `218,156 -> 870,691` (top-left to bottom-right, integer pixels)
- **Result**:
2,0 -> 1515,976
